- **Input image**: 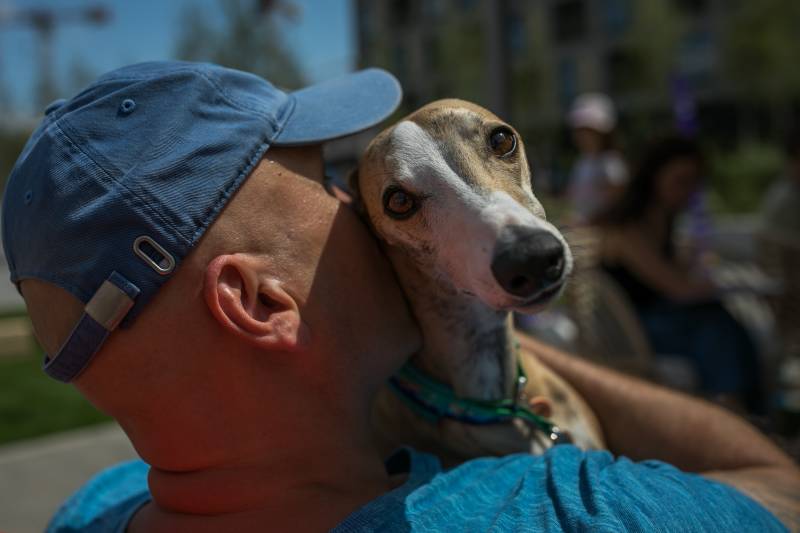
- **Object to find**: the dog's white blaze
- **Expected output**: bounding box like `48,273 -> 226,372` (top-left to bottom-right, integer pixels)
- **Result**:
386,120 -> 571,309
388,121 -> 476,199
389,121 -> 491,289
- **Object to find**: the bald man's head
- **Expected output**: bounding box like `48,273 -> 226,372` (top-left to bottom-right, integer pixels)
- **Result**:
21,146 -> 319,360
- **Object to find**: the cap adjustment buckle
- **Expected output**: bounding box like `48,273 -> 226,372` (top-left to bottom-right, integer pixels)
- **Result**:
42,271 -> 140,382
85,278 -> 136,331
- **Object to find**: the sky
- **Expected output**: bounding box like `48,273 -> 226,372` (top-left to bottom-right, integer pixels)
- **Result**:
0,0 -> 355,116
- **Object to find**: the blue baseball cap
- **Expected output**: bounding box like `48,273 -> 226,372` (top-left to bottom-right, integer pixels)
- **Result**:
1,60 -> 402,382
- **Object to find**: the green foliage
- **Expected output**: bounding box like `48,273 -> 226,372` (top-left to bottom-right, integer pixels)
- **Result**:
723,0 -> 800,103
0,335 -> 109,445
175,0 -> 305,90
510,7 -> 555,121
0,310 -> 110,445
436,15 -> 485,104
709,142 -> 783,214
617,0 -> 684,96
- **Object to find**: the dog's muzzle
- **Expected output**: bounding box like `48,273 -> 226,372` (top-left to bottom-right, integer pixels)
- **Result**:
490,225 -> 565,300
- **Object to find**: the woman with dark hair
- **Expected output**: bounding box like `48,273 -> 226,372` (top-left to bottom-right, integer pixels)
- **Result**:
599,137 -> 762,411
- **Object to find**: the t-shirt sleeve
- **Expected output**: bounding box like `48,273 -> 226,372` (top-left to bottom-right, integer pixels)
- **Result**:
45,459 -> 151,533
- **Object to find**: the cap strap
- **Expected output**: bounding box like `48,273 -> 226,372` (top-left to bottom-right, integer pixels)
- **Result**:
43,271 -> 140,382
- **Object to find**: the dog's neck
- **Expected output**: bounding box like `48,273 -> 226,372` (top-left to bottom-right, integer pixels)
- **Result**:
388,248 -> 518,401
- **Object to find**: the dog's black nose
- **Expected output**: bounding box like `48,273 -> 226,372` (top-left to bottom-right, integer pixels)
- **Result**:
491,225 -> 565,298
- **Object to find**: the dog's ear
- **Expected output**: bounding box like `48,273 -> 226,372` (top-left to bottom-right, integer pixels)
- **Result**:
324,168 -> 364,214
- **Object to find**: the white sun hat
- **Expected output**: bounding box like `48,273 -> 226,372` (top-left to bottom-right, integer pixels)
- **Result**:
567,93 -> 617,133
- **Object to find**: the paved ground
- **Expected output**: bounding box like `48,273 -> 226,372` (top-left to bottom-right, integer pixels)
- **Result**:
0,423 -> 137,533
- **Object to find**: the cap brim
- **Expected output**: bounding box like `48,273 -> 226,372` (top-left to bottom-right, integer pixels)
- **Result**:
272,68 -> 402,146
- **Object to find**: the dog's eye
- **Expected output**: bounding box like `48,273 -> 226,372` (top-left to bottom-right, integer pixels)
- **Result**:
383,188 -> 419,219
489,127 -> 516,158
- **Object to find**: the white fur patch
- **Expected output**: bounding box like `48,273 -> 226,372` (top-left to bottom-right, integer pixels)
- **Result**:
388,120 -> 475,200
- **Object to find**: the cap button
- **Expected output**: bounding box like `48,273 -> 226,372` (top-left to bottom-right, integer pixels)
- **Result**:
119,98 -> 137,115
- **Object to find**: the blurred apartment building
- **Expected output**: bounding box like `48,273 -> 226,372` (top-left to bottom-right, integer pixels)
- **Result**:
354,0 -> 758,143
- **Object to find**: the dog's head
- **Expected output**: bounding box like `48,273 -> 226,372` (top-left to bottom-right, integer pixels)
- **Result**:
346,99 -> 572,313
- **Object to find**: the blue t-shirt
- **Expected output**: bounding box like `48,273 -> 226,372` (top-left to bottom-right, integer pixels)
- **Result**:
47,446 -> 785,532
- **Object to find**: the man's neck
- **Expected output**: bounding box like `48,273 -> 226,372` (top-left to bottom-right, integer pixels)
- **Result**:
133,449 -> 392,532
130,392 -> 395,532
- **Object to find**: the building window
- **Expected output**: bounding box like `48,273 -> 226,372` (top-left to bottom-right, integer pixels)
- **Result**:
553,0 -> 587,43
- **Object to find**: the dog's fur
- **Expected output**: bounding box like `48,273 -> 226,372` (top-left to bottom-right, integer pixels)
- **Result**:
345,99 -> 604,465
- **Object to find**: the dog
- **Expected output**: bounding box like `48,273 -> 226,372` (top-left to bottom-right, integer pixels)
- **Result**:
333,99 -> 604,466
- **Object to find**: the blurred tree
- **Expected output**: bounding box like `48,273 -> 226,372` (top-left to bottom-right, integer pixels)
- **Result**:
709,142 -> 782,213
175,0 -> 305,89
616,0 -> 684,98
723,0 -> 800,136
0,5 -> 111,112
436,13 -> 484,105
509,5 -> 560,191
510,7 -> 554,120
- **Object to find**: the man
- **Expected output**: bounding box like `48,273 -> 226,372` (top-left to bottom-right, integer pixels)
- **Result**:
2,61 -> 797,532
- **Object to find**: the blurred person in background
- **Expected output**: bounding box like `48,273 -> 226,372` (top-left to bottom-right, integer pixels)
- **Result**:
758,130 -> 800,420
566,93 -> 629,225
761,130 -> 800,246
598,137 -> 763,412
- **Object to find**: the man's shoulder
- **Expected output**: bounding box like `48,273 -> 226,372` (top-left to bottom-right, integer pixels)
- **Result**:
46,459 -> 151,533
336,446 -> 786,532
446,447 -> 786,532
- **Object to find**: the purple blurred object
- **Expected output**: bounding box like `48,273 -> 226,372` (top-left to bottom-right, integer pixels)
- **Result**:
671,75 -> 698,137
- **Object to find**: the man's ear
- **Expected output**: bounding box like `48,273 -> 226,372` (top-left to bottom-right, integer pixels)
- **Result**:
204,255 -> 310,352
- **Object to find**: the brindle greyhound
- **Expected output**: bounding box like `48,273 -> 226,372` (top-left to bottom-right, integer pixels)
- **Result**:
335,99 -> 604,466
